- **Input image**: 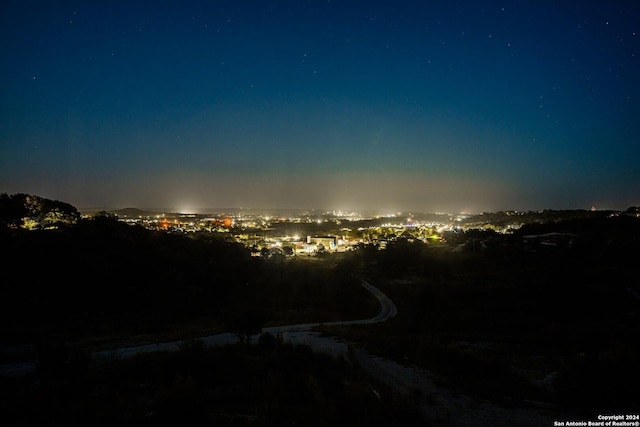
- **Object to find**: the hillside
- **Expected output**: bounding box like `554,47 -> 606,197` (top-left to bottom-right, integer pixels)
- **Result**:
0,194 -> 377,353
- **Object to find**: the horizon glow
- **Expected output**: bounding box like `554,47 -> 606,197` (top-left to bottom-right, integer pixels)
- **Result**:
1,1 -> 639,212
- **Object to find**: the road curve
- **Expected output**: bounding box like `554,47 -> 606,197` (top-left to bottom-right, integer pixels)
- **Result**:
262,278 -> 397,334
0,278 -> 396,375
93,279 -> 395,361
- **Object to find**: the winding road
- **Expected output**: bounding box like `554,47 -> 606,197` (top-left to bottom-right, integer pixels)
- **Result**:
1,277 -> 575,425
92,278 -> 396,360
262,278 -> 398,334
0,278 -> 396,374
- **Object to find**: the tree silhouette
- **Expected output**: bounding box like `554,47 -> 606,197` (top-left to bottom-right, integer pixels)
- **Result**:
0,193 -> 28,228
283,245 -> 294,256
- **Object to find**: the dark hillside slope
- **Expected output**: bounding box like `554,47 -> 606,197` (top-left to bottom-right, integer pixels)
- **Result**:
1,215 -> 255,344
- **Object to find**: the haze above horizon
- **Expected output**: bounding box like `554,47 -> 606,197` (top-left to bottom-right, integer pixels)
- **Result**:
2,1 -> 639,213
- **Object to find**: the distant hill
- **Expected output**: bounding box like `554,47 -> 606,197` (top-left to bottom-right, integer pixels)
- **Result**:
110,207 -> 165,218
460,209 -> 619,228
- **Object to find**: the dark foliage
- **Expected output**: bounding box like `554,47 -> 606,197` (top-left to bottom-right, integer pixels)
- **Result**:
0,192 -> 79,229
333,214 -> 640,410
0,194 -> 377,351
0,209 -> 256,344
4,193 -> 639,416
0,342 -> 424,426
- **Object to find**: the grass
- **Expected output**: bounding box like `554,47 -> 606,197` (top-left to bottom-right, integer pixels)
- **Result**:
320,246 -> 640,412
4,220 -> 639,417
1,257 -> 380,363
1,338 -> 425,426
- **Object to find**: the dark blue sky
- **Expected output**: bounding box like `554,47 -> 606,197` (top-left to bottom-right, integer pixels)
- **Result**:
2,1 -> 639,213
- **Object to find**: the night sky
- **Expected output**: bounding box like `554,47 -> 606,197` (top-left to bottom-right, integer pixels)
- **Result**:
2,1 -> 639,213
